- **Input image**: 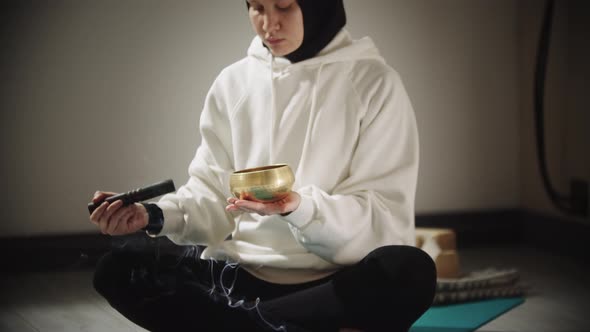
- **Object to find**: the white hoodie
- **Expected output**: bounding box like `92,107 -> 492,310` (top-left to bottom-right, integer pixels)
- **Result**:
155,29 -> 419,284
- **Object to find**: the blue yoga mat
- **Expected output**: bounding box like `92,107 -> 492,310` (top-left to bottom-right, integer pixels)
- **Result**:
410,297 -> 524,332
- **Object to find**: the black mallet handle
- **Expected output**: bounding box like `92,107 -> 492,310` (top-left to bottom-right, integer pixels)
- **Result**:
88,179 -> 175,214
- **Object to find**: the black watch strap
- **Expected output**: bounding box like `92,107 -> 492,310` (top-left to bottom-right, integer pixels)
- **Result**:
141,203 -> 164,236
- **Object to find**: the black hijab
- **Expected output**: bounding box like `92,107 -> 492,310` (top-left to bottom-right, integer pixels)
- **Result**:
247,0 -> 347,63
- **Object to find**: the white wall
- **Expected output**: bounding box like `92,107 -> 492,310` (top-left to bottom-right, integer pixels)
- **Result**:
0,0 -> 521,236
345,1 -> 520,212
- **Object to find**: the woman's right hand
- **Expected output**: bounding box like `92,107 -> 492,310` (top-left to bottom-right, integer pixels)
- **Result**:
89,191 -> 149,235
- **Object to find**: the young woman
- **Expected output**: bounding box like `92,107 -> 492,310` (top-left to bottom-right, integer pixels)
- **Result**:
90,0 -> 436,331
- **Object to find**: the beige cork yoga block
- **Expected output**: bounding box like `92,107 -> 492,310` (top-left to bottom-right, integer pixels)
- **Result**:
416,227 -> 461,279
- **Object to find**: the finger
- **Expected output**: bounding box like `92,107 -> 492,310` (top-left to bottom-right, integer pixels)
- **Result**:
107,205 -> 133,234
92,191 -> 117,204
103,200 -> 124,220
128,208 -> 148,231
227,197 -> 238,204
111,208 -> 134,234
237,206 -> 262,215
103,201 -> 124,232
99,217 -> 109,234
105,216 -> 119,234
236,200 -> 272,215
90,201 -> 109,224
92,192 -> 106,204
226,204 -> 254,214
235,200 -> 266,212
90,201 -> 106,221
110,204 -> 132,223
226,204 -> 239,212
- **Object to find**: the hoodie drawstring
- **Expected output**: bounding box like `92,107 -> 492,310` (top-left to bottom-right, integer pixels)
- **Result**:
269,55 -> 276,164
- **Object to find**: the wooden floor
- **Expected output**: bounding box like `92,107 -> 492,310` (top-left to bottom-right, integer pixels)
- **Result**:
0,245 -> 588,331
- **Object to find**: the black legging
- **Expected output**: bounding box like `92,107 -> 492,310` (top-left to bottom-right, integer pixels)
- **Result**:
93,244 -> 436,332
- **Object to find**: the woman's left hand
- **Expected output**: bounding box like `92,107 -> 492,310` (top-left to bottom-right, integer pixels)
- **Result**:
225,191 -> 301,216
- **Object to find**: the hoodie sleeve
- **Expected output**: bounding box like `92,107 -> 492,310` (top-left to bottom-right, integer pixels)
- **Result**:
282,65 -> 419,265
153,75 -> 237,246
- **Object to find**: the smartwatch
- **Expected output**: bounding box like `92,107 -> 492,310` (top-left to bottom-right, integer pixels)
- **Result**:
141,203 -> 164,236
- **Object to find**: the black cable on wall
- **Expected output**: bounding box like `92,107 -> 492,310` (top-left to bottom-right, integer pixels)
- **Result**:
534,0 -> 588,217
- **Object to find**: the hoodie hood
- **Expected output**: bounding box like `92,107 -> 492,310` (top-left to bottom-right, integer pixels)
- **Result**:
247,29 -> 384,69
246,28 -> 386,170
285,0 -> 346,63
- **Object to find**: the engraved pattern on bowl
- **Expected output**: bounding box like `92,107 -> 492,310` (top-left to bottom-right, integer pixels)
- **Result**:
229,164 -> 295,203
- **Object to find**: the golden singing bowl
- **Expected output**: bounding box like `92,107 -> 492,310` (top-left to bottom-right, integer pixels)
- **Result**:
230,164 -> 295,203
